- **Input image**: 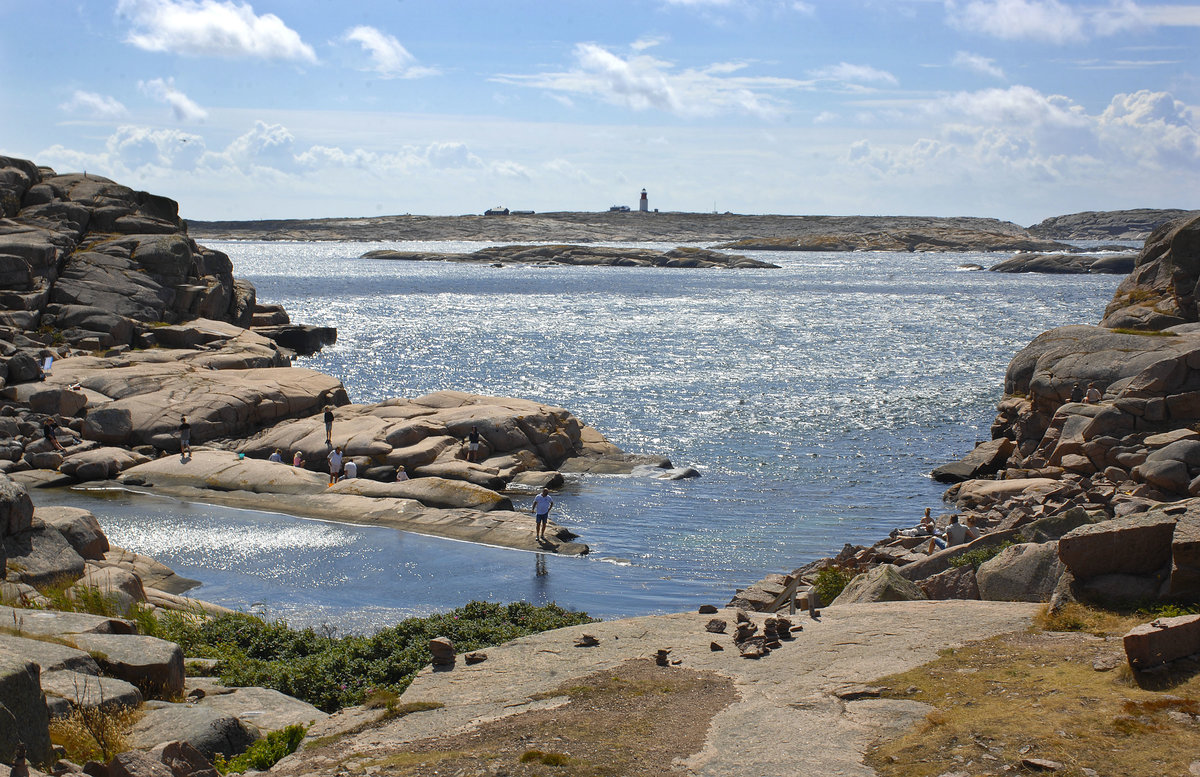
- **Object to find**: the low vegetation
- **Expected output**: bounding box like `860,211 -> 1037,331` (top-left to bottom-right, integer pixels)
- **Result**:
813,565 -> 855,605
140,600 -> 596,711
49,704 -> 135,763
214,724 -> 306,774
866,602 -> 1200,777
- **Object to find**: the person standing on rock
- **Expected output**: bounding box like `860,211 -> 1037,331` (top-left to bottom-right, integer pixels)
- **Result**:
327,445 -> 344,485
324,405 -> 334,445
532,488 -> 554,541
178,416 -> 191,458
467,426 -> 481,462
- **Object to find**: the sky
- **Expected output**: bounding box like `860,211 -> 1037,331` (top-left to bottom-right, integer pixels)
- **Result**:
1,0 -> 1199,225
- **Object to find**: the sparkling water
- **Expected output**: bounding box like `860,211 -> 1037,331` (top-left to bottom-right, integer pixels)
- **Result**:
35,241 -> 1125,631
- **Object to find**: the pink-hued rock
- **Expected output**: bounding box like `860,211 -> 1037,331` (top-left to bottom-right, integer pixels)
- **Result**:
1124,613 -> 1200,669
1057,511 -> 1178,580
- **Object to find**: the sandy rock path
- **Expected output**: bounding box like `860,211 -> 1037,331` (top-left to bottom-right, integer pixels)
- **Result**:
277,600 -> 1037,777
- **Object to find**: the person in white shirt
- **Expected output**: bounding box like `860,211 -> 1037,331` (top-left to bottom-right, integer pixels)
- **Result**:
343,459 -> 357,479
327,446 -> 344,485
532,488 -> 555,541
395,465 -> 409,481
268,449 -> 283,463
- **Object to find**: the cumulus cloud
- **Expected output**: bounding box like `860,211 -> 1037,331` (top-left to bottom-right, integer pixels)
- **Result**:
944,0 -> 1086,43
108,125 -> 206,170
936,85 -> 1088,128
493,42 -> 810,118
60,91 -> 128,120
342,26 -> 437,78
952,51 -> 1006,79
809,62 -> 898,86
1098,89 -> 1200,166
117,0 -> 316,62
139,78 -> 208,121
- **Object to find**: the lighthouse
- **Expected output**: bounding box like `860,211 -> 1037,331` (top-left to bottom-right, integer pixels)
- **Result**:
639,188 -> 648,212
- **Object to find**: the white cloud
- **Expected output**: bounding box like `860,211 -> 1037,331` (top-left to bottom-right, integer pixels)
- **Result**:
341,26 -> 437,79
108,125 -> 206,170
117,0 -> 316,62
1140,4 -> 1200,27
952,51 -> 1006,79
1098,89 -> 1200,166
60,90 -> 128,120
219,120 -> 296,168
1090,0 -> 1149,35
944,0 -> 1086,43
809,62 -> 898,86
493,42 -> 810,118
935,85 -> 1088,128
139,78 -> 208,121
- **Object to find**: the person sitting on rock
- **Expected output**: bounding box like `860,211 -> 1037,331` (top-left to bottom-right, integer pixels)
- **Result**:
42,417 -> 64,451
1084,383 -> 1102,403
395,465 -> 409,481
293,450 -> 305,467
927,514 -> 979,554
268,448 -> 283,463
1069,382 -> 1084,403
897,508 -> 936,538
343,459 -> 357,479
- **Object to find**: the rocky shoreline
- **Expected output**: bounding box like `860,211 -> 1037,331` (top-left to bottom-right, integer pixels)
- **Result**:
362,243 -> 779,269
735,213 -> 1200,619
0,154 -> 686,563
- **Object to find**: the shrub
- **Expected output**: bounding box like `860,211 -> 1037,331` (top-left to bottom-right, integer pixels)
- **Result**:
214,724 -> 305,774
813,566 -> 855,606
140,601 -> 595,712
49,704 -> 134,763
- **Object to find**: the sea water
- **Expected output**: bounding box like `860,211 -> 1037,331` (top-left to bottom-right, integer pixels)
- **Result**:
33,241 -> 1127,631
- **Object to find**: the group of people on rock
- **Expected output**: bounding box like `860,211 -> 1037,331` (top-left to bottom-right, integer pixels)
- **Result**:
1069,382 -> 1103,404
895,507 -> 981,554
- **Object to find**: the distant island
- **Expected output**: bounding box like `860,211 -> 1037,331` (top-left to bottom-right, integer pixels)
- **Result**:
187,209 -> 1195,251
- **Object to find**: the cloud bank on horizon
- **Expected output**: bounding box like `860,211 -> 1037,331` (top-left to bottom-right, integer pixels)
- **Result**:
1,0 -> 1198,223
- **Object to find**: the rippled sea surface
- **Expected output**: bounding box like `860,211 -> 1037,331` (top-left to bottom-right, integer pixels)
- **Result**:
35,241 -> 1126,631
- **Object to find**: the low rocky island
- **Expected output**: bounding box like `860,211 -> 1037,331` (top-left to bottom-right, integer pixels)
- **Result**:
989,251 -> 1137,274
362,243 -> 778,269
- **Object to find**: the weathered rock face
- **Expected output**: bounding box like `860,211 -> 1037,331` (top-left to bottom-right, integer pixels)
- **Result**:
0,156 -> 259,358
832,564 -> 928,605
1028,208 -> 1199,241
976,542 -> 1065,602
1101,214 -> 1200,330
0,654 -> 51,765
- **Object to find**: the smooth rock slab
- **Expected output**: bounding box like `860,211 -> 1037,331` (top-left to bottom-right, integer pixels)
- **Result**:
0,605 -> 135,636
0,632 -> 101,674
196,686 -> 327,733
128,702 -> 261,760
69,633 -> 184,699
40,668 -> 142,714
3,519 -> 86,588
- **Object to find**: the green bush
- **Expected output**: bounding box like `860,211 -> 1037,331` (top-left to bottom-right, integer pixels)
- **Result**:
813,567 -> 855,606
214,724 -> 305,774
947,539 -> 1018,570
141,601 -> 595,712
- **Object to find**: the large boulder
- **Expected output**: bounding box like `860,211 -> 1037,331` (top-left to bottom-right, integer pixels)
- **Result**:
34,506 -> 108,559
976,542 -> 1065,602
3,518 -> 87,588
0,632 -> 102,675
40,668 -> 142,715
0,654 -> 51,765
917,564 -> 981,600
127,702 -> 260,760
832,564 -> 928,605
68,633 -> 184,699
1058,510 -> 1178,580
58,446 -> 151,482
931,437 -> 1015,483
1102,214 -> 1200,329
331,476 -> 512,511
0,474 -> 34,536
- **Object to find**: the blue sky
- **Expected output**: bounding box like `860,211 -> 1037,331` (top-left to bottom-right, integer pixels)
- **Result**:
1,0 -> 1198,223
